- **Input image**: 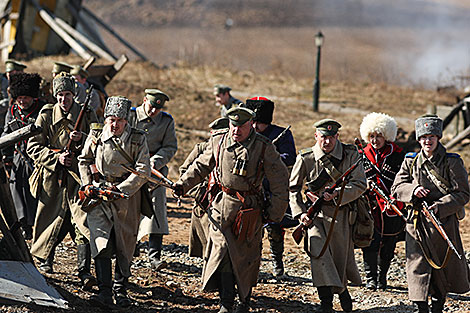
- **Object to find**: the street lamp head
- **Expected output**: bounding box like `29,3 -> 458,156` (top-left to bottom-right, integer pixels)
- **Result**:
315,31 -> 324,47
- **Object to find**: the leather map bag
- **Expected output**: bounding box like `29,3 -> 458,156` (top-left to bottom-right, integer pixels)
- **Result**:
232,207 -> 261,243
350,194 -> 374,248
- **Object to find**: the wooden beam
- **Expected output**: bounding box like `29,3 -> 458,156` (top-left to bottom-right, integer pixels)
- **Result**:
444,124 -> 470,149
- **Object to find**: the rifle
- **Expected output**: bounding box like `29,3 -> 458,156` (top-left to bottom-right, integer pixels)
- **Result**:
78,184 -> 129,204
58,86 -> 94,186
420,200 -> 462,260
272,125 -> 291,145
292,157 -> 362,245
121,164 -> 176,190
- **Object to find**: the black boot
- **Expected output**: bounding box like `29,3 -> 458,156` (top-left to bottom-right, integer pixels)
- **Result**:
414,301 -> 429,313
77,244 -> 97,291
148,234 -> 167,271
267,224 -> 285,277
113,262 -> 132,308
90,257 -> 113,307
218,272 -> 235,312
362,248 -> 378,290
378,258 -> 391,290
316,286 -> 333,313
431,295 -> 445,313
38,249 -> 55,274
339,288 -> 353,312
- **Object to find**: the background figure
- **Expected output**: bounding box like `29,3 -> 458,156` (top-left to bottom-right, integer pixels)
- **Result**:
214,84 -> 243,118
358,112 -> 405,290
1,72 -> 44,239
71,65 -> 102,113
391,114 -> 470,313
242,96 -> 297,277
0,59 -> 27,133
129,89 -> 177,271
78,96 -> 150,308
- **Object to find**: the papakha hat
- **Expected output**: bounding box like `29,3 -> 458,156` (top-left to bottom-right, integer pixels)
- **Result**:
360,112 -> 398,143
415,114 -> 442,140
52,72 -> 76,97
9,72 -> 41,99
244,96 -> 274,125
104,96 -> 132,120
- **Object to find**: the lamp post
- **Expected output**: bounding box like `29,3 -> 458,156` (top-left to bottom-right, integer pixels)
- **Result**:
313,31 -> 324,112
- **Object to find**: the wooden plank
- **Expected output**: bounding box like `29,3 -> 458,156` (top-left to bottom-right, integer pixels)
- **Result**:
444,124 -> 470,149
30,0 -> 57,52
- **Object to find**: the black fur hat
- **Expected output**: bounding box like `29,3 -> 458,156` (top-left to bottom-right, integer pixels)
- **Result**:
244,96 -> 274,124
9,72 -> 41,99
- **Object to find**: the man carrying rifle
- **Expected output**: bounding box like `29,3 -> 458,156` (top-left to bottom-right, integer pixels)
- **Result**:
128,88 -> 177,272
289,119 -> 366,313
358,112 -> 406,291
391,114 -> 470,313
78,96 -> 150,307
174,107 -> 288,313
1,72 -> 44,240
26,73 -> 98,288
243,96 -> 296,277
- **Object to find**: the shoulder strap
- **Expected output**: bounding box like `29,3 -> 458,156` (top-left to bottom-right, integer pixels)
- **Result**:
110,138 -> 135,166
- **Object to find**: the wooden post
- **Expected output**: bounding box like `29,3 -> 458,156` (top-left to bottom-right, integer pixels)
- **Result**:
28,0 -> 93,60
54,17 -> 116,62
81,6 -> 150,62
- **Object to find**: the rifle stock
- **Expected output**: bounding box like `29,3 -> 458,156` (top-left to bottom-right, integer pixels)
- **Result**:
292,192 -> 322,245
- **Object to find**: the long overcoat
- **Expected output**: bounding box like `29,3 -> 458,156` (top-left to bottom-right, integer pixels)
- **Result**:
78,123 -> 150,277
27,102 -> 97,259
289,141 -> 366,294
391,143 -> 470,301
178,129 -> 289,300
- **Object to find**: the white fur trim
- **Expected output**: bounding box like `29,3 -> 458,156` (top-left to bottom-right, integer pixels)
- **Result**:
360,112 -> 398,142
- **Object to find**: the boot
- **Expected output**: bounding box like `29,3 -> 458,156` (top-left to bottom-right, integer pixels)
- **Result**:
267,224 -> 285,277
378,258 -> 391,290
113,263 -> 132,308
77,244 -> 97,291
316,286 -> 333,313
234,301 -> 250,313
339,288 -> 353,312
431,295 -> 445,313
414,301 -> 429,313
148,234 -> 167,271
218,272 -> 235,312
90,258 -> 113,308
38,250 -> 55,274
362,248 -> 378,290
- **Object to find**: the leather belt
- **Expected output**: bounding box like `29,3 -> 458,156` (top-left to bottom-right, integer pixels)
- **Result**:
105,174 -> 128,184
219,184 -> 259,204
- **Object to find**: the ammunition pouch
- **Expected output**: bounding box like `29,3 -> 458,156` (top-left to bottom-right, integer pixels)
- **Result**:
232,207 -> 261,243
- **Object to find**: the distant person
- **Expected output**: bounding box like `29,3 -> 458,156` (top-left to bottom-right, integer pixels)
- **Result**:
128,89 -> 177,272
243,96 -> 297,277
0,59 -> 27,132
392,114 -> 470,313
214,84 -> 243,117
358,112 -> 405,291
40,61 -> 73,104
70,65 -> 101,112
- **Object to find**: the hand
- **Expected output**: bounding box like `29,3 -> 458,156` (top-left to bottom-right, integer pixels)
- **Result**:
173,184 -> 184,197
323,190 -> 338,202
105,185 -> 121,201
300,213 -> 313,227
83,185 -> 98,199
427,203 -> 438,214
69,130 -> 82,142
414,186 -> 430,198
59,151 -> 72,167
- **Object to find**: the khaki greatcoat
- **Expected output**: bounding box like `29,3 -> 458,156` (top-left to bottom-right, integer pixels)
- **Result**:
391,143 -> 470,301
178,129 -> 289,300
289,141 -> 366,294
78,123 -> 150,277
27,102 -> 97,259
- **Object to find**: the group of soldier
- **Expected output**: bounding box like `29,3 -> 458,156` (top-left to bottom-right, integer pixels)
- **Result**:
0,60 -> 468,313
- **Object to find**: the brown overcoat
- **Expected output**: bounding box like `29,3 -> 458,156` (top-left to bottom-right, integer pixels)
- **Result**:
178,129 -> 289,300
27,102 -> 97,259
289,141 -> 366,294
391,143 -> 470,301
78,124 -> 150,277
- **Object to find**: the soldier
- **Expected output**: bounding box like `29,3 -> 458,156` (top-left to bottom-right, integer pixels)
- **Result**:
27,72 -> 98,290
391,114 -> 470,313
128,89 -> 177,271
179,117 -> 229,258
242,96 -> 296,277
1,72 -> 44,240
214,84 -> 243,118
40,61 -> 73,104
358,112 -> 406,291
174,107 -> 289,313
289,119 -> 366,313
78,96 -> 150,308
70,65 -> 101,112
0,59 -> 27,133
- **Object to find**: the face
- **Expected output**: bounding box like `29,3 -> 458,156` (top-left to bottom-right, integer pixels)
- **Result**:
369,132 -> 386,150
105,116 -> 128,136
315,131 -> 338,153
144,97 -> 161,117
253,121 -> 268,133
56,91 -> 74,112
6,70 -> 19,80
74,75 -> 86,84
230,120 -> 253,142
16,96 -> 34,110
419,134 -> 439,156
215,92 -> 230,106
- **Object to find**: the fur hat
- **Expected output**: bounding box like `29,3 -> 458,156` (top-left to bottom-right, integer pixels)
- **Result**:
8,72 -> 41,99
415,114 -> 442,140
244,96 -> 274,124
360,112 -> 398,142
104,96 -> 132,120
53,72 -> 75,97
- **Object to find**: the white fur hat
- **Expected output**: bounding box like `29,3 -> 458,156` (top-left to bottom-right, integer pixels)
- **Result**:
360,112 -> 398,143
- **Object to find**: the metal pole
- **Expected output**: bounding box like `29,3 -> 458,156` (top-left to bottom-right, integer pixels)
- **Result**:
313,45 -> 321,112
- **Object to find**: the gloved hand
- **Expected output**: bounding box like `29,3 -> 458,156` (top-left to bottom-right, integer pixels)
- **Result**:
173,184 -> 184,197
